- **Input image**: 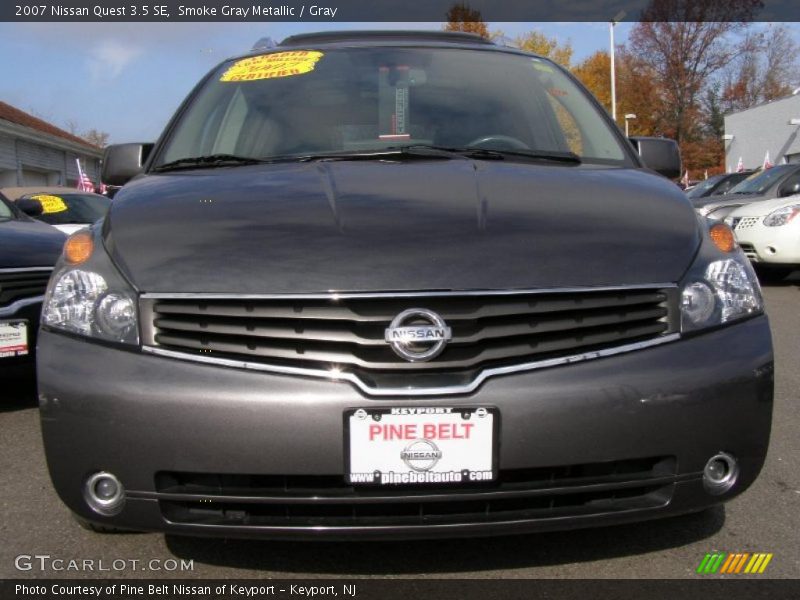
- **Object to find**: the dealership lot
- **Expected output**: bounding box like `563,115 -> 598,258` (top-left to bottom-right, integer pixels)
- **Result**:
2,281 -> 798,579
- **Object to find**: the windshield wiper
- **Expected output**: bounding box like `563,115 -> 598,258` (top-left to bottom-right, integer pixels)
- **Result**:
293,145 -> 581,164
291,147 -> 458,162
392,145 -> 581,164
154,147 -> 582,170
153,154 -> 268,172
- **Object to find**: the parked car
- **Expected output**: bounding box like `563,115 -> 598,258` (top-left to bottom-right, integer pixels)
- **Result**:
38,31 -> 772,539
686,171 -> 754,202
0,192 -> 65,377
695,164 -> 800,221
726,196 -> 800,278
2,187 -> 111,235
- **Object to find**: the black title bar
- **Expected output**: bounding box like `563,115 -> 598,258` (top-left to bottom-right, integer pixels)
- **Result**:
3,0 -> 800,22
5,579 -> 800,600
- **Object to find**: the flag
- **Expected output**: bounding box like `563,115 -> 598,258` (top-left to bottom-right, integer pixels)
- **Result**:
681,170 -> 690,188
736,157 -> 744,172
75,159 -> 95,192
763,151 -> 773,170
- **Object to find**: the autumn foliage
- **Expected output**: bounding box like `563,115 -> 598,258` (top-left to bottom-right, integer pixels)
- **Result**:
444,0 -> 798,178
443,3 -> 489,39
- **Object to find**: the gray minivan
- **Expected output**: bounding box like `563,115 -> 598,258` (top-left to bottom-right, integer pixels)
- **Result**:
37,31 -> 772,539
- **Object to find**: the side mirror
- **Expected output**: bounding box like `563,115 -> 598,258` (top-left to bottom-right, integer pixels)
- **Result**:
629,136 -> 682,180
17,198 -> 43,217
102,143 -> 154,186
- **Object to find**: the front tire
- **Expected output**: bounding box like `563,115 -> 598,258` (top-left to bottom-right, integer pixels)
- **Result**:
754,265 -> 795,283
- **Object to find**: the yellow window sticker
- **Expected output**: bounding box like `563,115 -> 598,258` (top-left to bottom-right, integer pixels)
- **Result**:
220,51 -> 324,82
30,194 -> 68,214
532,60 -> 554,73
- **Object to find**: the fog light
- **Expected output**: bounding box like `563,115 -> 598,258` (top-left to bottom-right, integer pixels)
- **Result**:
703,452 -> 738,495
83,472 -> 125,515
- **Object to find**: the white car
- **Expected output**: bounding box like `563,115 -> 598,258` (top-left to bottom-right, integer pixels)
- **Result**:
726,196 -> 800,276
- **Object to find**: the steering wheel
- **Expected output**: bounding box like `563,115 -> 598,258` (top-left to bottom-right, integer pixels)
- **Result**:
467,135 -> 531,150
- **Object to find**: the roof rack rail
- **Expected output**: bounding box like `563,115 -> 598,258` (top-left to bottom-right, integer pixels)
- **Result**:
279,30 -> 494,47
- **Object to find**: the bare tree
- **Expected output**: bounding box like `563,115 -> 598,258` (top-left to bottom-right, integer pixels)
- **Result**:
81,129 -> 110,148
64,119 -> 80,135
721,24 -> 799,112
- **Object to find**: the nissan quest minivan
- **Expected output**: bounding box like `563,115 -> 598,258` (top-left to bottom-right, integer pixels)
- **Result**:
38,31 -> 773,539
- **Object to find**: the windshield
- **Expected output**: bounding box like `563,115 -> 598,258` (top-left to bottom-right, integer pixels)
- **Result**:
156,48 -> 630,167
728,165 -> 794,195
24,193 -> 110,225
686,175 -> 725,199
0,196 -> 13,220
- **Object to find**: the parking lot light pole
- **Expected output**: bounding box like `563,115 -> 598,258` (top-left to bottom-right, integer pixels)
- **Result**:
609,10 -> 626,123
624,113 -> 637,137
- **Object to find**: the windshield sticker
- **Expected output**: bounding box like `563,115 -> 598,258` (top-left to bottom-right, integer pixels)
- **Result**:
30,194 -> 67,214
532,61 -> 554,73
220,51 -> 324,82
548,88 -> 568,97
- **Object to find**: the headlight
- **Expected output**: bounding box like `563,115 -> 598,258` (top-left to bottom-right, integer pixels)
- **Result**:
42,228 -> 139,345
680,223 -> 763,332
763,204 -> 800,227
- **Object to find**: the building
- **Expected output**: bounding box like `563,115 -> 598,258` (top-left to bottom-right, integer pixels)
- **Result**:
724,93 -> 800,171
0,101 -> 103,188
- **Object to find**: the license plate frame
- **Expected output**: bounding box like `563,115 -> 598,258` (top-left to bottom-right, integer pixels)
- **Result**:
344,406 -> 499,486
0,319 -> 29,358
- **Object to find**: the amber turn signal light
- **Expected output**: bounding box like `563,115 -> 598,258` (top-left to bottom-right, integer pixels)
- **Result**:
64,231 -> 94,264
709,223 -> 736,253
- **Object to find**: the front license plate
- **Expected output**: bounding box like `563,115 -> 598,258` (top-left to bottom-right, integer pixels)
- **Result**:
0,320 -> 29,358
346,407 -> 497,486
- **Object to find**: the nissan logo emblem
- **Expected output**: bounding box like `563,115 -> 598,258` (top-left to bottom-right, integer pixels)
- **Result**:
385,308 -> 452,362
400,439 -> 443,472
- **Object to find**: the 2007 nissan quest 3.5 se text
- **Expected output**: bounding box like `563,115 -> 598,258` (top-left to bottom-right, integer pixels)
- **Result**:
38,31 -> 773,539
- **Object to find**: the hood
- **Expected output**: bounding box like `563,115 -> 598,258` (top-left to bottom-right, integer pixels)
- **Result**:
694,192 -> 762,212
0,218 -> 65,268
729,195 -> 800,218
107,160 -> 700,293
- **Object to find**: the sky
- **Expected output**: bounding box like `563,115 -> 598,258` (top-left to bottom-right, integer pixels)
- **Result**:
0,21 -> 634,144
1,21 -> 797,144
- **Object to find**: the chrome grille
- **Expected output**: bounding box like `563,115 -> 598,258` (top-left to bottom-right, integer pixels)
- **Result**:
143,287 -> 676,389
0,268 -> 52,308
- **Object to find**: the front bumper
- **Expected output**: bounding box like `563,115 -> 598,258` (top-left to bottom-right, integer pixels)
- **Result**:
734,219 -> 800,265
38,316 -> 774,540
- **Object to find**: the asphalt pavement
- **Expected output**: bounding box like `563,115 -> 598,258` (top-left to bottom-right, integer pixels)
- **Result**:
2,280 -> 798,580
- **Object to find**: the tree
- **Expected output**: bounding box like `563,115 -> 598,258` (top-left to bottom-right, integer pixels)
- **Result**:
516,31 -> 573,68
720,24 -> 799,113
614,51 -> 663,137
628,0 -> 761,145
82,129 -> 110,148
572,50 -> 612,113
443,3 -> 489,39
